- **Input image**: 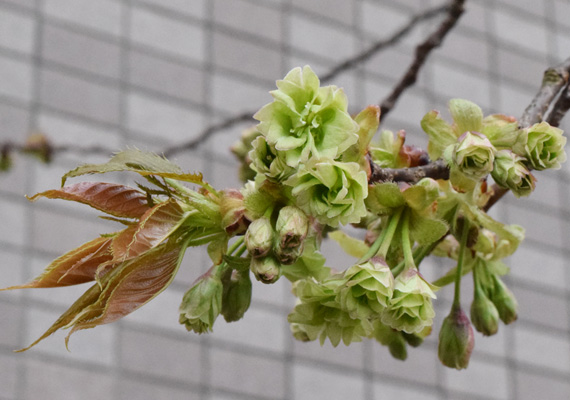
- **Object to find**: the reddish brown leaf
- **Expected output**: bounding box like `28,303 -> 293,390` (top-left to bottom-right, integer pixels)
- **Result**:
17,243 -> 185,351
111,199 -> 185,262
1,236 -> 113,290
28,182 -> 149,219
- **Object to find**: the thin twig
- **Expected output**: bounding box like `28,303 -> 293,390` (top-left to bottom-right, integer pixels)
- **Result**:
163,113 -> 253,158
379,0 -> 466,120
163,4 -> 450,157
1,4 -> 451,162
319,4 -> 449,82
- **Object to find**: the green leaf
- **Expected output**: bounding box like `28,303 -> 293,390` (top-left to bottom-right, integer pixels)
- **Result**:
420,110 -> 457,160
344,105 -> 380,163
449,167 -> 477,193
448,99 -> 483,134
282,237 -> 330,282
222,255 -> 252,271
409,214 -> 449,246
366,183 -> 405,214
462,203 -> 524,258
328,230 -> 369,259
207,234 -> 229,265
482,114 -> 519,149
62,149 -> 206,187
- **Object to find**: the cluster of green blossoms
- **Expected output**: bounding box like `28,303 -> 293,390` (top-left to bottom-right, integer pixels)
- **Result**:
422,99 -> 566,196
5,66 -> 566,371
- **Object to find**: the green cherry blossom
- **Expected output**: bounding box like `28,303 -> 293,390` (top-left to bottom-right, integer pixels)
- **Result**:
285,158 -> 367,227
254,66 -> 359,168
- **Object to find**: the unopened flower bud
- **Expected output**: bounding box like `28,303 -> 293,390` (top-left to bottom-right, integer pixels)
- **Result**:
489,275 -> 518,324
245,217 -> 274,258
388,334 -> 408,361
179,268 -> 223,334
275,206 -> 309,250
221,269 -> 252,322
452,131 -> 496,180
402,332 -> 424,348
250,256 -> 281,284
470,285 -> 499,336
290,323 -> 311,342
438,304 -> 475,370
275,245 -> 304,265
220,189 -> 250,236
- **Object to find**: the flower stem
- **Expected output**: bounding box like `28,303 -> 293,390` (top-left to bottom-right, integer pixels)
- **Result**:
357,207 -> 403,264
454,218 -> 470,306
228,237 -> 245,256
400,209 -> 415,269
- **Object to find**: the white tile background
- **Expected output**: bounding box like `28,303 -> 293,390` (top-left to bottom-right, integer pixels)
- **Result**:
1,0 -> 570,399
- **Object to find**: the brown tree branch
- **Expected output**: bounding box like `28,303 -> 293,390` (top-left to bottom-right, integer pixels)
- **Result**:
368,158 -> 449,184
379,0 -> 466,120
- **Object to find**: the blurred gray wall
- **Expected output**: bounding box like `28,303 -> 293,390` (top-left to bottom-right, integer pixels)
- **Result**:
1,0 -> 570,399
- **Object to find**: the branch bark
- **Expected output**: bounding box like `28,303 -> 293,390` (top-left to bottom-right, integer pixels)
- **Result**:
369,159 -> 449,184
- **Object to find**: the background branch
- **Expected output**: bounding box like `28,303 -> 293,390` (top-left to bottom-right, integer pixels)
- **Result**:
0,4 -> 450,163
379,0 -> 466,120
164,3 -> 450,157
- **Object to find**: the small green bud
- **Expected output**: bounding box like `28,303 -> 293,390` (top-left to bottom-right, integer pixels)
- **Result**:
275,245 -> 304,265
491,150 -> 535,198
371,320 -> 407,360
489,275 -> 518,324
274,206 -> 309,265
179,268 -> 223,334
402,332 -> 424,348
250,256 -> 281,284
0,146 -> 12,172
220,189 -> 250,236
388,334 -> 408,361
231,127 -> 261,182
470,285 -> 499,336
245,217 -> 274,258
22,133 -> 52,164
290,323 -> 311,342
452,131 -> 496,180
275,206 -> 309,249
438,304 -> 475,370
231,127 -> 260,161
516,122 -> 567,170
221,269 -> 252,322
